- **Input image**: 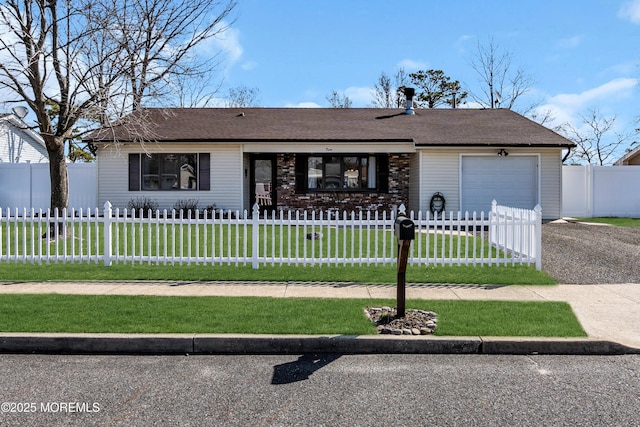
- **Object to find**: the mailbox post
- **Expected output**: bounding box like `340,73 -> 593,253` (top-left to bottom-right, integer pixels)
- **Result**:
394,213 -> 415,318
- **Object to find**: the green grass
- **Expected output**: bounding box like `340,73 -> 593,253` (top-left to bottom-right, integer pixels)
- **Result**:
0,294 -> 585,337
0,263 -> 557,285
431,300 -> 584,337
576,217 -> 640,227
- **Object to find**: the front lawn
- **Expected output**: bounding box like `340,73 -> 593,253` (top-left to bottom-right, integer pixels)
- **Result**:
0,263 -> 556,285
0,294 -> 585,337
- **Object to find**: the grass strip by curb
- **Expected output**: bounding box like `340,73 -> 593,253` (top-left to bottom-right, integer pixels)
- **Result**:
0,294 -> 585,337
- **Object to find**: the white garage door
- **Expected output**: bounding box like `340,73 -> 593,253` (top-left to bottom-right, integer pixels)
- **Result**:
461,156 -> 538,214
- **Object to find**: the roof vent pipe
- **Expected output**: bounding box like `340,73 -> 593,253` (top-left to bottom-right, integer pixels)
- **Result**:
404,87 -> 415,115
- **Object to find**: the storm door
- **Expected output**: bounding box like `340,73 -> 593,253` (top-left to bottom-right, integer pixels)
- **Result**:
250,155 -> 276,211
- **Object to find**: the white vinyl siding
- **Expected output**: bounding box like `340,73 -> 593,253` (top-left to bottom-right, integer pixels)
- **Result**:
539,150 -> 562,219
0,123 -> 48,163
209,146 -> 243,211
97,144 -> 243,211
419,151 -> 461,214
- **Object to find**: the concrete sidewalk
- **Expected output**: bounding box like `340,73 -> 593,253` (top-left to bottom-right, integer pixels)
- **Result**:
1,281 -> 639,354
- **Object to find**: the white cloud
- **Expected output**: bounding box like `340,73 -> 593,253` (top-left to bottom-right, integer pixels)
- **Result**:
534,77 -> 638,128
605,62 -> 638,75
344,86 -> 374,107
241,60 -> 258,71
531,104 -> 574,129
396,59 -> 428,71
283,101 -> 322,108
555,35 -> 583,49
548,78 -> 637,109
454,35 -> 475,53
618,0 -> 640,23
206,22 -> 243,67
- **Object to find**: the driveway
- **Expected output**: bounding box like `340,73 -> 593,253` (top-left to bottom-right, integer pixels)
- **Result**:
541,221 -> 640,284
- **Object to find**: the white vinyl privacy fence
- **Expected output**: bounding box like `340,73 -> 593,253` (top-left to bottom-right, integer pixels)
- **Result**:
1,201 -> 542,269
563,165 -> 640,217
0,163 -> 96,211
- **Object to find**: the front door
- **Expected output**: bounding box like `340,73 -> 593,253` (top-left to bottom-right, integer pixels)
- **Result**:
251,155 -> 276,210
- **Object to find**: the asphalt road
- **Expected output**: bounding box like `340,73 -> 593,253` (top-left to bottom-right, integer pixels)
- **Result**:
1,354 -> 639,426
542,222 -> 640,284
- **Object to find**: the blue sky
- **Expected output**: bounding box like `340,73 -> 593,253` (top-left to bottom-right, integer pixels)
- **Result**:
212,0 -> 639,135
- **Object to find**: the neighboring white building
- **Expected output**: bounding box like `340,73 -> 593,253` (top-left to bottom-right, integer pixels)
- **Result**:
614,145 -> 640,166
0,112 -> 48,163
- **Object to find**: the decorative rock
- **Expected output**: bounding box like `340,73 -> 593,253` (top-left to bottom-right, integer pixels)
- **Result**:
365,307 -> 439,335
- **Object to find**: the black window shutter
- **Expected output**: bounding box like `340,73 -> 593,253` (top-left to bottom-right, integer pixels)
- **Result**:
198,153 -> 210,191
377,154 -> 389,193
128,153 -> 140,191
295,155 -> 307,193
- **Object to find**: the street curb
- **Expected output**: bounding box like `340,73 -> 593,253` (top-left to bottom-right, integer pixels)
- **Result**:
1,333 -> 638,355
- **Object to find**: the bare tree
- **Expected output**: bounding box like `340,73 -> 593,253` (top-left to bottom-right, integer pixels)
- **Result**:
370,72 -> 393,108
326,90 -> 352,108
108,0 -> 236,111
170,71 -> 223,107
224,85 -> 261,107
0,0 -> 236,213
470,37 -> 534,109
561,109 -> 636,165
0,0 -> 124,213
370,68 -> 410,108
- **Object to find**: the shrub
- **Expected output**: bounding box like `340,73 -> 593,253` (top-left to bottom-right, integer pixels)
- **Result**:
173,199 -> 199,218
204,204 -> 218,218
127,197 -> 158,217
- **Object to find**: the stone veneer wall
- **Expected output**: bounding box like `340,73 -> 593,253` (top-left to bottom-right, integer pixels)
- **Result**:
276,153 -> 411,212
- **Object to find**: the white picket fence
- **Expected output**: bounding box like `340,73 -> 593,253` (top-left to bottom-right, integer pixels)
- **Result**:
0,201 -> 542,269
490,202 -> 542,269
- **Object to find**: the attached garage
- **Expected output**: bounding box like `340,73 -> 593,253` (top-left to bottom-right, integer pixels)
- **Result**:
460,155 -> 539,214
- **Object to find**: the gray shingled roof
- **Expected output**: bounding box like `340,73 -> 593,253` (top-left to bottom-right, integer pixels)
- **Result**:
86,107 -> 574,148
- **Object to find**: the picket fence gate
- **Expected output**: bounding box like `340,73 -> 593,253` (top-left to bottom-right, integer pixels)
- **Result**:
0,201 -> 542,270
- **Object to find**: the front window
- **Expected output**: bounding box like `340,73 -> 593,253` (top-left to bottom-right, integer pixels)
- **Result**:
141,153 -> 197,190
307,155 -> 376,191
